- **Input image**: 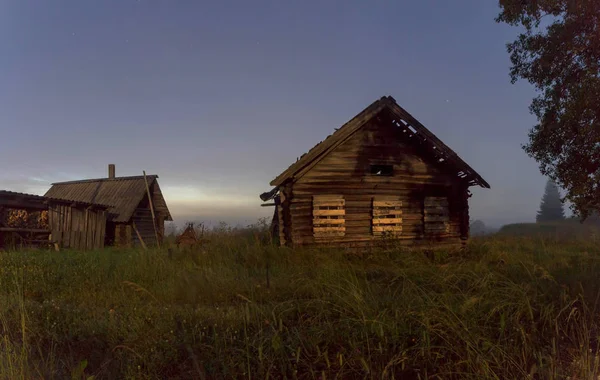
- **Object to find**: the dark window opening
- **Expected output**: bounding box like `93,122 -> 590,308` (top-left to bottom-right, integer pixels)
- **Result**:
370,164 -> 394,176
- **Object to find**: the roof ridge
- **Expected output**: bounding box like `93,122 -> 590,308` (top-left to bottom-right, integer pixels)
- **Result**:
51,174 -> 158,186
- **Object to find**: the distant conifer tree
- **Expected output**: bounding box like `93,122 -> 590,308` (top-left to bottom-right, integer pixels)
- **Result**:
536,179 -> 565,222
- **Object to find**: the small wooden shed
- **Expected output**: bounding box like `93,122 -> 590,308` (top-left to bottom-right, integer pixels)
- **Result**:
260,96 -> 490,249
44,165 -> 173,248
0,190 -> 110,250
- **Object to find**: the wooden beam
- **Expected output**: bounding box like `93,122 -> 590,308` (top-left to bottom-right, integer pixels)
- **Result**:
143,170 -> 160,248
0,227 -> 49,233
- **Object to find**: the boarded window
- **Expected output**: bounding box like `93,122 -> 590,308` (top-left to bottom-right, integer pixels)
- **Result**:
424,197 -> 450,234
312,195 -> 345,239
372,197 -> 402,236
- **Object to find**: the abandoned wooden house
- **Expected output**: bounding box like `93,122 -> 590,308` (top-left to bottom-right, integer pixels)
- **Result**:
44,165 -> 173,247
0,190 -> 110,250
260,96 -> 490,249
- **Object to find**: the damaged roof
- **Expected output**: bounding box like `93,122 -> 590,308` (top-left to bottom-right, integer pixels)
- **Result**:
269,95 -> 490,189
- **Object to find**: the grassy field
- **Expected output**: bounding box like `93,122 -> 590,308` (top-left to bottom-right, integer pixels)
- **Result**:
2,223 -> 600,379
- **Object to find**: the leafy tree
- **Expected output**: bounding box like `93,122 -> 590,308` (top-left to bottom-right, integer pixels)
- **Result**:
537,179 -> 566,222
496,1 -> 600,220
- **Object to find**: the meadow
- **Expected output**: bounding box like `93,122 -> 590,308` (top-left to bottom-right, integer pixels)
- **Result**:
1,222 -> 600,379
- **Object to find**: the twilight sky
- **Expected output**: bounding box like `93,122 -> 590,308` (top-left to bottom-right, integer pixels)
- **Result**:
0,0 -> 564,228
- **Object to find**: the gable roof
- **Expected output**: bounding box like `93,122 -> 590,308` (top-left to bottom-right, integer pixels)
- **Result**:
44,175 -> 173,223
270,96 -> 490,189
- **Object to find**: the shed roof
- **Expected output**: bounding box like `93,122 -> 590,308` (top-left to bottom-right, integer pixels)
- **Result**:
269,95 -> 490,189
0,190 -> 111,210
44,175 -> 172,223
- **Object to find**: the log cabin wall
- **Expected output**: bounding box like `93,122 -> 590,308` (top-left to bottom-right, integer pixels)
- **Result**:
131,208 -> 157,247
284,119 -> 468,248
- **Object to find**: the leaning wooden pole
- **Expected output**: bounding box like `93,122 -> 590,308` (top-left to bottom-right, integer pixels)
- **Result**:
132,221 -> 148,250
143,171 -> 161,248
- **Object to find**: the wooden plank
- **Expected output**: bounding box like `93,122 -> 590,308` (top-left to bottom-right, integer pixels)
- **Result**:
312,209 -> 345,216
99,212 -> 106,248
373,201 -> 402,207
126,225 -> 132,248
373,209 -> 403,216
313,218 -> 345,225
92,213 -> 99,249
69,208 -> 75,248
89,210 -> 96,250
372,218 -> 403,224
373,226 -> 403,232
83,209 -> 90,250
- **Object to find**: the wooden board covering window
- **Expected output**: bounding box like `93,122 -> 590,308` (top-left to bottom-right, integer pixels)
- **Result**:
372,197 -> 403,236
424,197 -> 450,234
312,195 -> 345,238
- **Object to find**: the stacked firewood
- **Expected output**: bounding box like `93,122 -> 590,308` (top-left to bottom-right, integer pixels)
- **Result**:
5,209 -> 49,229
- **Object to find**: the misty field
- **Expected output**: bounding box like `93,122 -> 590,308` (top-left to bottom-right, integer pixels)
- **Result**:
2,225 -> 600,379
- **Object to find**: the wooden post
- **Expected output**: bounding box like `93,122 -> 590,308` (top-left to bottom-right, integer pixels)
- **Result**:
143,171 -> 161,248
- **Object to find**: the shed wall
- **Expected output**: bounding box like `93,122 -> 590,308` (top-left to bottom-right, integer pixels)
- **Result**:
48,204 -> 107,250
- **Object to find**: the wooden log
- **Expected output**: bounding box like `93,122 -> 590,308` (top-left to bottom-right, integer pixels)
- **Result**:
373,200 -> 402,207
313,226 -> 345,233
424,216 -> 450,222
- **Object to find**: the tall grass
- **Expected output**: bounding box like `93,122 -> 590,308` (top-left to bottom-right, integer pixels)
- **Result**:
1,227 -> 600,379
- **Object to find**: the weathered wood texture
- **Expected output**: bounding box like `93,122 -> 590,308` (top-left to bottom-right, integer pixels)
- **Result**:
48,204 -> 107,250
132,208 -> 159,247
281,118 -> 470,248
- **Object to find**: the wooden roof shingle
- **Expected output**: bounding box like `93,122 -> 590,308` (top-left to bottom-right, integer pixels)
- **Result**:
44,175 -> 172,223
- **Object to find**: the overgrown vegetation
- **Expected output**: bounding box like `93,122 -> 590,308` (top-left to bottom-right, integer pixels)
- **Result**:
2,222 -> 600,379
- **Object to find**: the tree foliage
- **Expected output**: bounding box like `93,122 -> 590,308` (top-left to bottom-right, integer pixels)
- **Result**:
496,0 -> 600,219
537,179 -> 566,222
